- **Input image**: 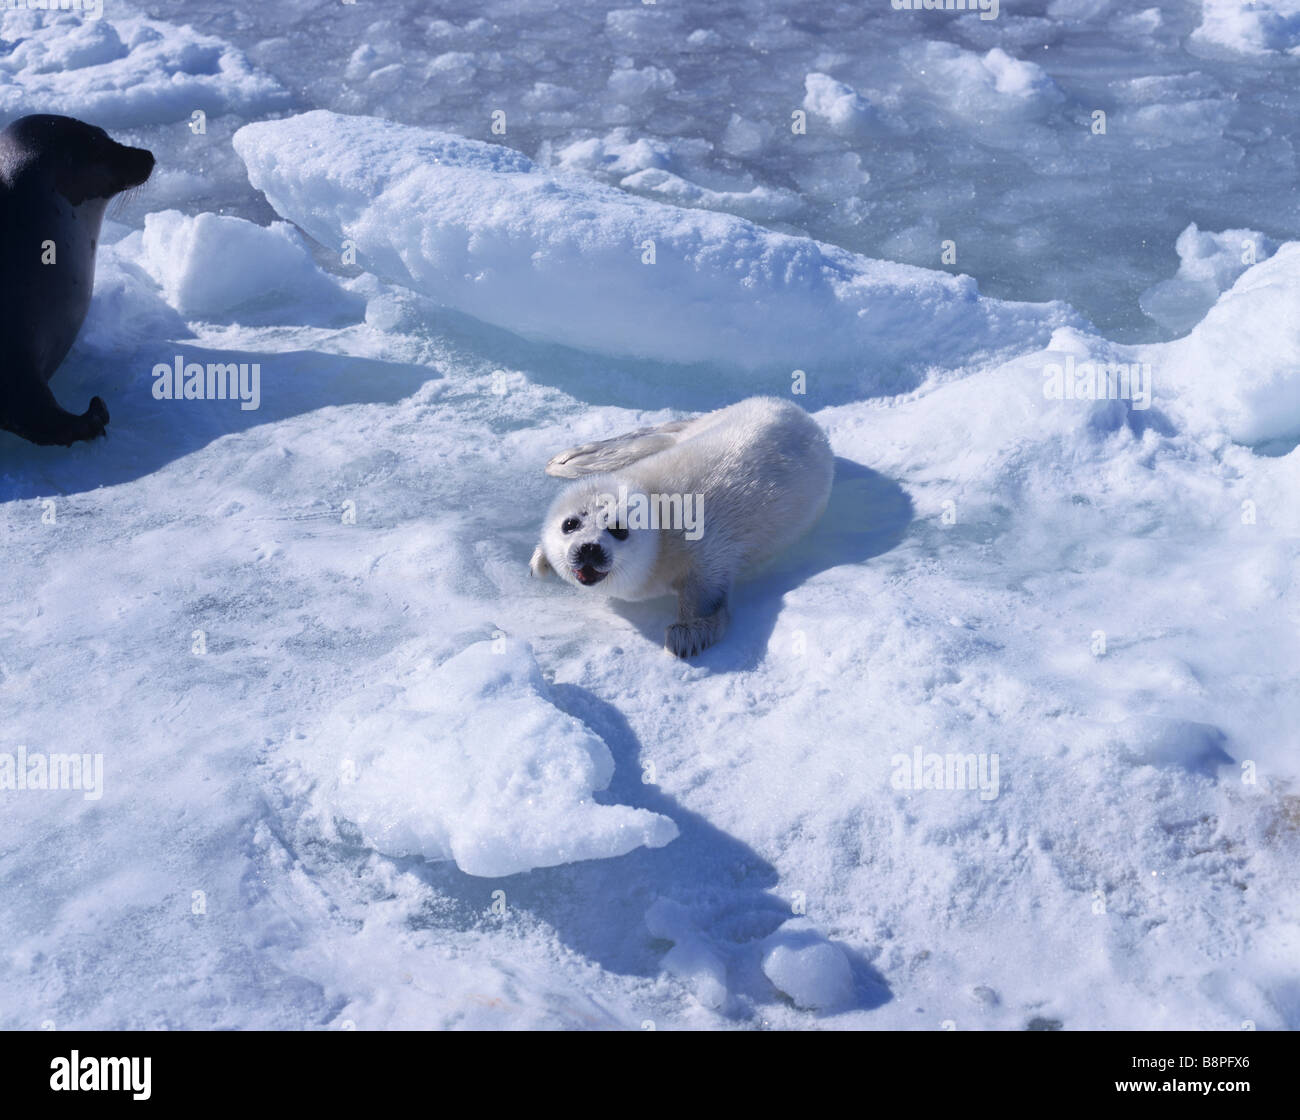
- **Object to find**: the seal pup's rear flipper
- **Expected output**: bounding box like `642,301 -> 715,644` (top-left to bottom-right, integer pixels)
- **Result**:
545,417 -> 694,478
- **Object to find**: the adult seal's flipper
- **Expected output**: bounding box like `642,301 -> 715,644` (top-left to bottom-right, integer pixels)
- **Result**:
3,383 -> 109,446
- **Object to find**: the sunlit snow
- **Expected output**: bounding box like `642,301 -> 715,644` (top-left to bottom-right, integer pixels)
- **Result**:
1,1 -> 1298,1030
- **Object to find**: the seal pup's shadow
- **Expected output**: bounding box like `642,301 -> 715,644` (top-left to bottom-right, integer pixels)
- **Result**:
608,456 -> 913,672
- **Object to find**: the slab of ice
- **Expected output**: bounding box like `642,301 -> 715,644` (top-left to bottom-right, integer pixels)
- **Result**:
137,210 -> 360,321
233,111 -> 1074,385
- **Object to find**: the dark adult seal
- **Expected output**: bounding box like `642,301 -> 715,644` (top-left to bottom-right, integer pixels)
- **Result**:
0,115 -> 154,446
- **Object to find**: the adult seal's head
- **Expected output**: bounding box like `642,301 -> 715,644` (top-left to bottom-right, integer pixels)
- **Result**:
0,115 -> 154,447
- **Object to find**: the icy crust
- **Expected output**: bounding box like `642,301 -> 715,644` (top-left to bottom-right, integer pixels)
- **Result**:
0,10 -> 286,126
233,110 -> 1074,383
298,641 -> 677,878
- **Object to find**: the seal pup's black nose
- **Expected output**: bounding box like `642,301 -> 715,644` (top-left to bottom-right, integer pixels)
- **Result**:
572,542 -> 609,585
575,542 -> 606,566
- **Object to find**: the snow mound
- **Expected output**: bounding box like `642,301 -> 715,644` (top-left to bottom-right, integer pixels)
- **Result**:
0,10 -> 286,126
760,920 -> 855,1013
300,641 -> 678,878
552,128 -> 687,177
903,42 -> 1065,117
138,210 -> 359,321
77,252 -> 188,353
980,48 -> 1064,100
1162,242 -> 1300,444
645,899 -> 728,1010
1140,223 -> 1279,335
233,110 -> 1073,384
803,73 -> 880,136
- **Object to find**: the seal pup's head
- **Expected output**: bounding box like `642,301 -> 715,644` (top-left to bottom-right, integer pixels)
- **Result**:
0,115 -> 154,206
530,475 -> 659,598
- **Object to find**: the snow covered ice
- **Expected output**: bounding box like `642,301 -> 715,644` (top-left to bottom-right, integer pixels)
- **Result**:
233,110 -> 1071,387
301,640 -> 677,878
1,0 -> 1298,1032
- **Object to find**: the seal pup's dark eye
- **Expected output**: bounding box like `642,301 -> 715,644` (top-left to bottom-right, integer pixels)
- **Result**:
607,525 -> 629,541
561,517 -> 580,533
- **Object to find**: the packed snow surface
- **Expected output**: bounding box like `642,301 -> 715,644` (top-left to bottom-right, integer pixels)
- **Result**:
1,1 -> 1299,1031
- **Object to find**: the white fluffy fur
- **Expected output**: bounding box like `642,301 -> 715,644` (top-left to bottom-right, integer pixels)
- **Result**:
531,397 -> 834,657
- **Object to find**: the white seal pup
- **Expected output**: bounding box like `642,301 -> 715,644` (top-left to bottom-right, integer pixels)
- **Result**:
531,396 -> 834,657
0,115 -> 155,446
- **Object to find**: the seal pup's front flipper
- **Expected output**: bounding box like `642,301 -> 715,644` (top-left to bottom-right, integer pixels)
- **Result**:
665,576 -> 732,659
545,417 -> 694,478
